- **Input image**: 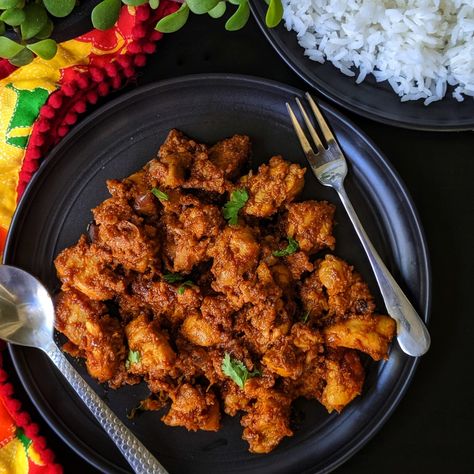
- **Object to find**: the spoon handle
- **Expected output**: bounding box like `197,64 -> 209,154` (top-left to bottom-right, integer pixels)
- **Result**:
45,343 -> 168,474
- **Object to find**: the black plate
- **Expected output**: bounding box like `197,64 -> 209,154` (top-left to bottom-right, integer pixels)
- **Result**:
251,3 -> 474,131
4,74 -> 431,474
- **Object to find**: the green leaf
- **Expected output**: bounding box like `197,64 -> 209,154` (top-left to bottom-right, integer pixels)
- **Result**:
21,3 -> 48,40
222,353 -> 260,389
301,310 -> 310,323
0,8 -> 25,27
208,1 -> 226,18
43,0 -> 76,18
9,47 -> 34,66
163,273 -> 184,283
227,0 -> 241,5
0,0 -> 20,9
265,0 -> 283,28
122,0 -> 148,5
272,236 -> 299,257
125,349 -> 141,369
177,280 -> 194,295
35,19 -> 54,40
225,0 -> 249,31
187,0 -> 219,15
91,0 -> 121,31
149,0 -> 159,9
222,188 -> 248,225
0,36 -> 24,59
151,187 -> 169,201
27,39 -> 57,60
0,21 -> 4,35
155,3 -> 189,33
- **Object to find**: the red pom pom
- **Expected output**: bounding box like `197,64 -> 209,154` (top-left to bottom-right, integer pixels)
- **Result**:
58,126 -> 69,138
31,134 -> 44,147
8,398 -> 21,412
73,100 -> 87,113
111,75 -> 122,89
132,25 -> 147,39
64,112 -> 77,125
136,5 -> 150,21
97,82 -> 110,96
143,42 -> 156,54
105,62 -> 118,78
127,42 -> 141,54
134,53 -> 146,67
28,147 -> 42,160
37,119 -> 50,133
49,94 -> 63,109
90,67 -> 104,83
35,436 -> 47,450
17,412 -> 30,426
62,83 -> 76,97
77,75 -> 90,89
150,30 -> 163,41
87,91 -> 98,104
116,54 -> 132,67
41,105 -> 55,119
0,369 -> 7,382
123,67 -> 135,78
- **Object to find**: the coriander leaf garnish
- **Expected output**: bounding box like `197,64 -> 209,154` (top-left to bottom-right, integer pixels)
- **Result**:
223,188 -> 248,225
163,272 -> 184,283
177,280 -> 194,295
302,310 -> 310,324
221,353 -> 260,389
151,187 -> 169,201
272,236 -> 299,257
125,349 -> 141,370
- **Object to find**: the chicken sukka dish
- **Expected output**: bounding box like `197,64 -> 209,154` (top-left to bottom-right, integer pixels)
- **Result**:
54,129 -> 396,454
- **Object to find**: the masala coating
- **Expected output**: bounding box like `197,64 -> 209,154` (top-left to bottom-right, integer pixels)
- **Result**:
54,129 -> 396,453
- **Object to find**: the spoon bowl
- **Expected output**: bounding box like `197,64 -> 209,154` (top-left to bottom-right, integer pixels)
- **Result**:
0,264 -> 168,474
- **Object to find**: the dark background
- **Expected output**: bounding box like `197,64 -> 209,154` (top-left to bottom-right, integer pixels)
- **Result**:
5,12 -> 474,474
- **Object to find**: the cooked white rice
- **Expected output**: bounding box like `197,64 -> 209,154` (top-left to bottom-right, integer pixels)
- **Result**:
283,0 -> 474,104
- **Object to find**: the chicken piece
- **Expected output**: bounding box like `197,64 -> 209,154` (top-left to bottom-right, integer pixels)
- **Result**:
320,348 -> 365,413
240,156 -> 306,217
125,314 -> 176,379
54,235 -> 125,301
262,338 -> 304,379
159,129 -> 206,157
183,153 -> 229,195
222,381 -> 252,416
299,269 -> 329,320
181,312 -> 224,347
209,226 -> 261,308
200,295 -> 234,332
116,292 -> 151,323
208,134 -> 251,180
285,251 -> 314,280
162,383 -> 220,432
323,314 -> 396,360
162,203 -> 224,273
318,255 -> 376,316
280,201 -> 336,254
55,290 -> 127,387
131,278 -> 201,323
241,389 -> 293,453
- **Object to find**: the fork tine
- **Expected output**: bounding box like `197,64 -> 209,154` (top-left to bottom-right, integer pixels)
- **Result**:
305,92 -> 336,145
295,97 -> 324,151
285,103 -> 314,155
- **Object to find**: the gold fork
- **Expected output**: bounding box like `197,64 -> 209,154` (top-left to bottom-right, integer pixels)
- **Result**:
287,93 -> 430,357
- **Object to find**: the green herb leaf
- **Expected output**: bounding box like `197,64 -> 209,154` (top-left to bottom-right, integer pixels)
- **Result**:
265,0 -> 283,28
122,0 -> 149,5
9,47 -> 34,66
272,236 -> 299,257
125,349 -> 141,369
0,8 -> 26,27
177,280 -> 194,295
225,0 -> 250,31
302,310 -> 310,323
187,0 -> 219,15
222,353 -> 260,389
223,188 -> 248,225
208,1 -> 226,18
0,37 -> 24,59
149,0 -> 160,9
21,3 -> 48,40
0,0 -> 20,9
227,0 -> 241,5
163,272 -> 184,283
43,0 -> 76,18
26,39 -> 57,60
151,187 -> 169,201
34,19 -> 54,40
91,0 -> 121,31
155,3 -> 189,33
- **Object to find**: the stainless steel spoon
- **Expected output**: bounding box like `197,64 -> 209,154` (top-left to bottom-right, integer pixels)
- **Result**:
0,264 -> 168,474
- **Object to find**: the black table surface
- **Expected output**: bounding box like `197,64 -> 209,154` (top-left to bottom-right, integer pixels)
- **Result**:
6,12 -> 474,474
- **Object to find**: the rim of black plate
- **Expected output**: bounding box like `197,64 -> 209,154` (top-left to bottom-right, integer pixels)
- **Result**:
250,2 -> 474,132
4,74 -> 432,474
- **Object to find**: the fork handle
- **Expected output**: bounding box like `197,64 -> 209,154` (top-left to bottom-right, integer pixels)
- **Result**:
336,186 -> 430,356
